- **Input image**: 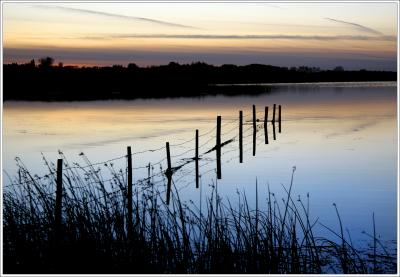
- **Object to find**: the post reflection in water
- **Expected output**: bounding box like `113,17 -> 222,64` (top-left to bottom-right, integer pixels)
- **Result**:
3,82 -> 397,243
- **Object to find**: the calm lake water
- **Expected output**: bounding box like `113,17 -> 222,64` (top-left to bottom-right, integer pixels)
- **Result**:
3,82 -> 398,245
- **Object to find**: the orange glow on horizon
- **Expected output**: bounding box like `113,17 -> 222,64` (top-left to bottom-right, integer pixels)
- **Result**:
3,2 -> 397,69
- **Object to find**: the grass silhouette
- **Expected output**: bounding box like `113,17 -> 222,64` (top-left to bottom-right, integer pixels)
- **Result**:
3,155 -> 397,274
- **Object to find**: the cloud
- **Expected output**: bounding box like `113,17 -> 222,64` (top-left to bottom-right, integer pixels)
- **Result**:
258,3 -> 285,9
325,18 -> 383,35
35,5 -> 197,29
88,33 -> 395,41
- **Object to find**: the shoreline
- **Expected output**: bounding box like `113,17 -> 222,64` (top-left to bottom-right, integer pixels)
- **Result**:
4,62 -> 396,101
4,81 -> 396,102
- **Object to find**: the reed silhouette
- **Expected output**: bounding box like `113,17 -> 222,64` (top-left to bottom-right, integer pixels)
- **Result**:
3,158 -> 396,274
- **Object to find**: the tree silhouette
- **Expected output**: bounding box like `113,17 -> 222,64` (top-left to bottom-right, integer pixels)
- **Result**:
333,66 -> 345,72
3,58 -> 396,101
38,57 -> 54,69
28,59 -> 36,68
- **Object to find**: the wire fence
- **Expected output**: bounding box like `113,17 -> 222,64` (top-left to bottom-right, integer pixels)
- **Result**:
4,105 -> 282,204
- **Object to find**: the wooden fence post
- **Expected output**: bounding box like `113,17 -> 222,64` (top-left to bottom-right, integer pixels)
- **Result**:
127,146 -> 133,239
278,105 -> 282,133
265,106 -> 269,144
195,130 -> 199,189
166,142 -> 172,204
253,105 -> 256,156
273,121 -> 276,140
216,116 -> 222,179
239,111 -> 243,163
272,104 -> 276,123
55,158 -> 63,242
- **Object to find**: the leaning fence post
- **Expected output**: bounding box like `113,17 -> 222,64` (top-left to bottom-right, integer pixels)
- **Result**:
216,116 -> 222,179
127,146 -> 133,239
253,105 -> 256,156
272,104 -> 276,123
195,129 -> 199,189
278,105 -> 282,133
55,159 -> 63,242
265,106 -> 269,144
273,120 -> 276,140
166,142 -> 172,204
239,110 -> 243,163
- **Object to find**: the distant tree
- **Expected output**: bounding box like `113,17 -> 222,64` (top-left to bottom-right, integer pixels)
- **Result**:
28,59 -> 36,68
127,63 -> 138,70
298,66 -> 313,73
333,66 -> 344,72
168,62 -> 180,67
221,64 -> 237,69
58,62 -> 63,68
191,61 -> 207,66
38,57 -> 54,68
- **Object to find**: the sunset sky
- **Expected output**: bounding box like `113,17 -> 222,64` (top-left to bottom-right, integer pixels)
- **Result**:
2,2 -> 398,70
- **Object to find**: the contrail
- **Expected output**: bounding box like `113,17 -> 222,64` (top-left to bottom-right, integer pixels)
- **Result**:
35,5 -> 198,29
325,17 -> 383,35
101,33 -> 395,41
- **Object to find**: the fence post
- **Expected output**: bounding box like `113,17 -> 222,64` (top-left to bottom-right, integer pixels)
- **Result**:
127,146 -> 133,239
273,121 -> 276,140
166,142 -> 172,204
253,105 -> 256,156
265,106 -> 269,144
272,104 -> 276,123
239,111 -> 243,163
195,130 -> 199,189
278,105 -> 282,133
216,116 -> 222,179
55,158 -> 63,243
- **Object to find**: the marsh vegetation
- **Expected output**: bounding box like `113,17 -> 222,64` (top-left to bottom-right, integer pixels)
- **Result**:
3,155 -> 396,274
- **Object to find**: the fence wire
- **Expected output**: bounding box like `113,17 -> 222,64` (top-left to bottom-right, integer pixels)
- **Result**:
5,105 -> 282,204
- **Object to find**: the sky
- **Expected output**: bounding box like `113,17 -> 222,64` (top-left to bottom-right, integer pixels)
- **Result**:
2,2 -> 398,70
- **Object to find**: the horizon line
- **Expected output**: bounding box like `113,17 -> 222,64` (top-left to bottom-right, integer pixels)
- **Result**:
4,59 -> 397,72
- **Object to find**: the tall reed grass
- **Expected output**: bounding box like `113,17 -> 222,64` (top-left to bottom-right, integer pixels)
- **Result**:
3,156 -> 397,274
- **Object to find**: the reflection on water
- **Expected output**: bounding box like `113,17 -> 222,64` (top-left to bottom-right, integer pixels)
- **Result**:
3,82 -> 397,244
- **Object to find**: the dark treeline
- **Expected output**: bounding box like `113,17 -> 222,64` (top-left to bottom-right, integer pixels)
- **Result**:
4,57 -> 396,101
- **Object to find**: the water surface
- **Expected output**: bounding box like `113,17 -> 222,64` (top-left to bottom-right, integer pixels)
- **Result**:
3,82 -> 397,244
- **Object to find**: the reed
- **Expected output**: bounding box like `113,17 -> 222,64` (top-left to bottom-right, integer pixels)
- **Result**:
3,156 -> 397,274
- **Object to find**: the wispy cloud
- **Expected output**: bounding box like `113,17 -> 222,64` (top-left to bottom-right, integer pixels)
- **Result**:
259,3 -> 285,9
35,5 -> 198,29
325,17 -> 383,35
81,33 -> 396,41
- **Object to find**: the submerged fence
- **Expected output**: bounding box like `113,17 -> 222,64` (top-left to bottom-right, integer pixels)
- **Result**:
5,103 -> 399,274
5,104 -> 283,243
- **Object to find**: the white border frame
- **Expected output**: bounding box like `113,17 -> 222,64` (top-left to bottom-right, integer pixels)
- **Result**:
0,1 -> 398,276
